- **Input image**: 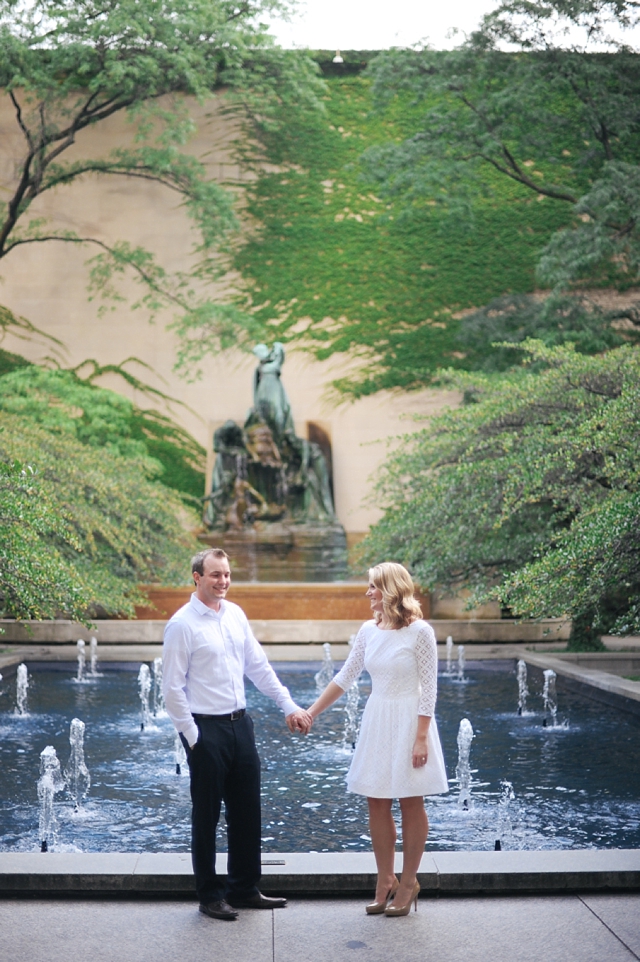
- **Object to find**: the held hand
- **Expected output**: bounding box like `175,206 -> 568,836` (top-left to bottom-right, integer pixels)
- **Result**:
412,736 -> 428,769
286,709 -> 313,734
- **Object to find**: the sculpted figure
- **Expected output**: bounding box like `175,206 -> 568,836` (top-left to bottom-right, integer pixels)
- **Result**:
251,343 -> 295,442
245,422 -> 282,467
225,477 -> 267,529
204,344 -> 338,530
203,420 -> 246,529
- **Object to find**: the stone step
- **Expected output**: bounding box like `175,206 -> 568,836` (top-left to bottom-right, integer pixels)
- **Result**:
1,850 -> 638,897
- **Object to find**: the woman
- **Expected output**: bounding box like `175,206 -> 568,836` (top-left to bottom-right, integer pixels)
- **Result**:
307,562 -> 448,916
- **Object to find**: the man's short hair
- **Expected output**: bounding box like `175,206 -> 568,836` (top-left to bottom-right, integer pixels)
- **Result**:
191,548 -> 230,577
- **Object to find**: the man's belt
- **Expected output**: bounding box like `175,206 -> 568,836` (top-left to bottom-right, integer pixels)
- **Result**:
193,709 -> 246,722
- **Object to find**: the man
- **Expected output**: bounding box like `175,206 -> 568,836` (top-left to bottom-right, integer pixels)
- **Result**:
163,547 -> 311,920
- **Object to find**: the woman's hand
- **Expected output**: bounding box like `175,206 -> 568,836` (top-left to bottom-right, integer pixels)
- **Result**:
286,709 -> 313,734
412,735 -> 429,768
412,715 -> 431,768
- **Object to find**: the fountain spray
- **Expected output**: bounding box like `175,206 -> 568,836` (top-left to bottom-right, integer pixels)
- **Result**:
456,718 -> 474,809
138,664 -> 152,731
15,663 -> 29,716
542,669 -> 558,727
457,644 -> 466,683
89,637 -> 100,677
76,640 -> 86,682
38,746 -> 65,852
152,657 -> 165,716
64,718 -> 91,811
517,660 -> 529,715
497,779 -> 516,849
343,679 -> 360,750
445,636 -> 454,676
314,643 -> 335,691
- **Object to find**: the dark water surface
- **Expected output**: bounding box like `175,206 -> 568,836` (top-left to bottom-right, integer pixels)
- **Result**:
0,662 -> 638,853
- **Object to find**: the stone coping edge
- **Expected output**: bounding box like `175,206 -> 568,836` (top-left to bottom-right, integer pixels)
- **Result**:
1,850 -> 638,898
0,618 -> 570,644
522,652 -> 640,713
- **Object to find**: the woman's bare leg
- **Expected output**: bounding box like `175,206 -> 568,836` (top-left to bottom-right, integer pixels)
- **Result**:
367,797 -> 398,902
395,796 -> 428,904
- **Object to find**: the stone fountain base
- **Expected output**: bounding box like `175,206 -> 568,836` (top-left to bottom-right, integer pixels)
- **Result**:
199,520 -> 348,582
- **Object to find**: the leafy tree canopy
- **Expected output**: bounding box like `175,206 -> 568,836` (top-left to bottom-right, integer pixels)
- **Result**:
0,410 -> 199,622
363,1 -> 640,216
222,73 -> 574,398
0,458 -> 92,623
0,362 -> 206,499
456,290 -> 640,371
289,1 -> 634,390
357,342 -> 640,648
225,5 -> 640,397
0,0 -> 325,362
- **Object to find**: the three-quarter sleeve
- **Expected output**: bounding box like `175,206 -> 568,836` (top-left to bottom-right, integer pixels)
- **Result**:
415,622 -> 438,716
333,624 -> 368,691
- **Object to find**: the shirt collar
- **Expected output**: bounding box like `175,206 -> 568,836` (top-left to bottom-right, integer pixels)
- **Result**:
189,593 -> 225,618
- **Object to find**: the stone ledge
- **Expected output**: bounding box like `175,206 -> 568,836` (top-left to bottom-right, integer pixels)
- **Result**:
603,634 -> 640,651
522,652 -> 640,717
0,618 -> 570,645
0,850 -> 638,898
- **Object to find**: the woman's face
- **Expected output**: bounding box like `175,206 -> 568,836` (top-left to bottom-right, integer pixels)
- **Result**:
366,578 -> 384,614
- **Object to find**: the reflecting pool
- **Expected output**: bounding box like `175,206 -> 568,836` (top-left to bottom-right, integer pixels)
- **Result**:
0,661 -> 639,853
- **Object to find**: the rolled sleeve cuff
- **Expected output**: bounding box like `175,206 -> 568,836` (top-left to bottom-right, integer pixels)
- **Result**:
182,721 -> 199,748
281,698 -> 301,718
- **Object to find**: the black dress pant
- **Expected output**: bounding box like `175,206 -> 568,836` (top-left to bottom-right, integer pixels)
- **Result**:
183,713 -> 262,904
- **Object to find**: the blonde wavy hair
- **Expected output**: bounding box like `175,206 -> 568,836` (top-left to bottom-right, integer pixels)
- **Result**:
369,562 -> 422,629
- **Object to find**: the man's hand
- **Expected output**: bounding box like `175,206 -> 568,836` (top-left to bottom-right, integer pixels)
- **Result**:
286,709 -> 313,734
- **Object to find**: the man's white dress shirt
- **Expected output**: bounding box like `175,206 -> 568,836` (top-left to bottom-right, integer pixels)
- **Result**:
163,594 -> 299,747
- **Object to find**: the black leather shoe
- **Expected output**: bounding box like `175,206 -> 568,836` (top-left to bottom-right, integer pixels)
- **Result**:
227,891 -> 287,909
199,899 -> 239,920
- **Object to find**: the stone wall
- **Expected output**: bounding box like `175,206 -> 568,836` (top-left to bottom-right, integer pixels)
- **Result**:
0,89 -> 460,537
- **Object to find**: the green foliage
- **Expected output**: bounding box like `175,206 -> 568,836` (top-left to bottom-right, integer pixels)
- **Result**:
457,291 -> 640,371
128,409 -> 205,501
317,1 -> 640,390
0,458 -> 94,623
0,348 -> 30,377
357,343 -> 640,643
230,75 -> 572,397
0,366 -> 147,457
0,365 -> 205,499
363,3 -> 640,215
0,0 -> 325,360
0,303 -> 65,364
0,412 -> 199,620
537,162 -> 640,287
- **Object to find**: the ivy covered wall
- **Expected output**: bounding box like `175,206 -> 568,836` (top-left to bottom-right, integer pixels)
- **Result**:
235,64 -> 573,397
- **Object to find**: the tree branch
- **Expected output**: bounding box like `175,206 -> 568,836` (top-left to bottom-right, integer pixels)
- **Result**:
3,234 -> 190,311
40,164 -> 187,196
9,91 -> 34,151
457,93 -> 578,203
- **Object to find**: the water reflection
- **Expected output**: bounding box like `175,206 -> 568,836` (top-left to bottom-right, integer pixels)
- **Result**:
0,662 -> 638,853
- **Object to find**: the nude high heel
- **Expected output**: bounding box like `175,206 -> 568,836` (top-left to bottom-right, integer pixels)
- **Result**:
365,877 -> 399,915
384,880 -> 420,917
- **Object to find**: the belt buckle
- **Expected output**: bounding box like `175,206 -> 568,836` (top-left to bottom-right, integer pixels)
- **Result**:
230,709 -> 243,721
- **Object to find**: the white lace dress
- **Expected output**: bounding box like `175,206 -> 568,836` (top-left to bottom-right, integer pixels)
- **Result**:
333,619 -> 449,799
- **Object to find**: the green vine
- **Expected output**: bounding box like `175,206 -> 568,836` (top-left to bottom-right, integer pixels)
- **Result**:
234,74 -> 573,397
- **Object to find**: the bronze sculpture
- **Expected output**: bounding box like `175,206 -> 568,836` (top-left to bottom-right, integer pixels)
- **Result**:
202,344 -> 346,581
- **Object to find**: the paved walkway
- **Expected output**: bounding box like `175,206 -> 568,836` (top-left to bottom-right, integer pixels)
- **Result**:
1,894 -> 639,962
